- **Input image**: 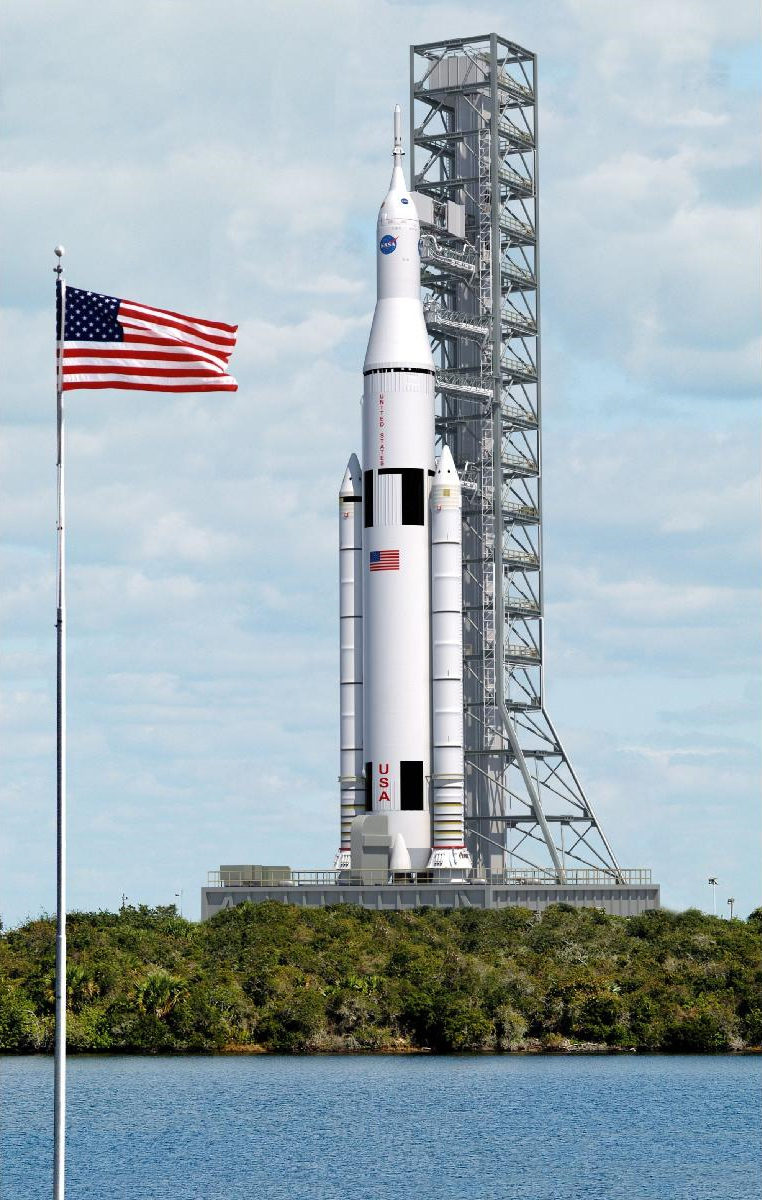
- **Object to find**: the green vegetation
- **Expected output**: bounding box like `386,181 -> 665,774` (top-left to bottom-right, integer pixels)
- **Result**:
1,903 -> 760,1054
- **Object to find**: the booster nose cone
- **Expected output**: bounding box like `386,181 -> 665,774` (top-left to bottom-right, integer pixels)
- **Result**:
340,452 -> 362,498
435,444 -> 458,481
431,444 -> 462,506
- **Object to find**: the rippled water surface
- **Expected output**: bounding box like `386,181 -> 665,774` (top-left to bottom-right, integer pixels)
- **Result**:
2,1054 -> 759,1199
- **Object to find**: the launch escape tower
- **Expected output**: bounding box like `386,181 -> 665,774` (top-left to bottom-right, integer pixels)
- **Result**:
410,33 -> 623,883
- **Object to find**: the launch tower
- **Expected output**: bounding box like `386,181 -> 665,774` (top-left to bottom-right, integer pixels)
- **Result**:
410,33 -> 622,882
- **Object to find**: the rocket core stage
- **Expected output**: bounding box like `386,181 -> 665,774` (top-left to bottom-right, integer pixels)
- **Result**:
335,107 -> 472,877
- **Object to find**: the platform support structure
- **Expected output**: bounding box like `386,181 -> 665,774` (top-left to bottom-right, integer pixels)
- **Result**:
410,33 -> 624,882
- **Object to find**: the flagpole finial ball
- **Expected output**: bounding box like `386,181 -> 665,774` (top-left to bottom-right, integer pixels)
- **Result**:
54,245 -> 65,258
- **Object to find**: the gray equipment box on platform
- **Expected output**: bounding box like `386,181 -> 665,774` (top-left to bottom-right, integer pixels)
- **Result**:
219,864 -> 291,886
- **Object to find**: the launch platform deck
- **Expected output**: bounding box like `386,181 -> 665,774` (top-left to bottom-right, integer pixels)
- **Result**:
201,868 -> 659,919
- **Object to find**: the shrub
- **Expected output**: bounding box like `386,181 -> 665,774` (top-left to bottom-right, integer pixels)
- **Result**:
493,1005 -> 527,1049
256,990 -> 328,1052
434,995 -> 494,1052
663,1011 -> 738,1053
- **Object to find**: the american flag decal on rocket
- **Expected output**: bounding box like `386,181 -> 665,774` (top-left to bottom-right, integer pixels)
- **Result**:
369,550 -> 400,572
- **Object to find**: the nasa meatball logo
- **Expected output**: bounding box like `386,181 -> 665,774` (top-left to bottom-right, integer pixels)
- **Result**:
379,234 -> 397,255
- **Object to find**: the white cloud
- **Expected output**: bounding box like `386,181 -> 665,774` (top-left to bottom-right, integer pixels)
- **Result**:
236,311 -> 370,367
141,512 -> 240,563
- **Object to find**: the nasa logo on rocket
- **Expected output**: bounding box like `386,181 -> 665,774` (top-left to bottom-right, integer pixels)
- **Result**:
379,235 -> 397,254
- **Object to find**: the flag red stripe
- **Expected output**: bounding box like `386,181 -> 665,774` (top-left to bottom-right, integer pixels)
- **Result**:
65,340 -> 230,368
63,367 -> 228,379
119,307 -> 236,348
120,299 -> 237,334
64,348 -> 226,365
62,380 -> 237,392
122,333 -> 232,361
119,320 -> 234,357
64,352 -> 226,372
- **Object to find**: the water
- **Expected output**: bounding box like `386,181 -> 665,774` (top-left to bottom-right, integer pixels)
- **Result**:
1,1054 -> 759,1199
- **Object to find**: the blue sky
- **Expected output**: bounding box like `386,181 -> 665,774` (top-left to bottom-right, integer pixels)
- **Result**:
1,0 -> 760,927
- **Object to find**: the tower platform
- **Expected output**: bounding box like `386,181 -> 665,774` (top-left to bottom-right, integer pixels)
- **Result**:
201,867 -> 659,919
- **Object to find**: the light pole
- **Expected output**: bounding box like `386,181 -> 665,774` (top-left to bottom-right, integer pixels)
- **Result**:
175,890 -> 183,917
727,897 -> 735,920
708,877 -> 718,916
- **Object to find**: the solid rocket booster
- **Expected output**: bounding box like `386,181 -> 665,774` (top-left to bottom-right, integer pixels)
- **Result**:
429,446 -> 471,870
336,453 -> 364,871
336,106 -> 471,874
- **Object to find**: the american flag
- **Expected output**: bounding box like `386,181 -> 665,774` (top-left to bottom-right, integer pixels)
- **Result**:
369,549 -> 400,571
56,283 -> 237,392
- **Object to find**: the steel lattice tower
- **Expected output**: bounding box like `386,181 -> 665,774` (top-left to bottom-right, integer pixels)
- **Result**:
410,33 -> 624,882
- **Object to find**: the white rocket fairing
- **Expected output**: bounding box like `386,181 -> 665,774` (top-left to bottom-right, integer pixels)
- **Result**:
336,107 -> 471,875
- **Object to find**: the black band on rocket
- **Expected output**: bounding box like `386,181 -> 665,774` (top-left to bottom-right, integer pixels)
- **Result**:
400,761 -> 424,811
363,471 -> 373,528
363,468 -> 425,527
363,367 -> 436,378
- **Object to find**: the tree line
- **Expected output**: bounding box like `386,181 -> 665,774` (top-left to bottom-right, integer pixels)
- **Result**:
1,902 -> 760,1054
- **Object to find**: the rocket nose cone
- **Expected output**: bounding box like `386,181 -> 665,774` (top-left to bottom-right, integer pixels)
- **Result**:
340,452 -> 362,498
435,444 -> 459,480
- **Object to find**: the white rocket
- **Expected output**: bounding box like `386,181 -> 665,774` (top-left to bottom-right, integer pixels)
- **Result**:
336,107 -> 471,876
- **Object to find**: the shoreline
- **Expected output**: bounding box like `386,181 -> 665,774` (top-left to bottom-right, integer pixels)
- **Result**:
2,1045 -> 760,1058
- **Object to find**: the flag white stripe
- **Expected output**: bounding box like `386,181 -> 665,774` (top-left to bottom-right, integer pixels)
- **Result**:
64,340 -> 229,368
119,300 -> 236,338
120,304 -> 235,338
118,315 -> 234,356
120,308 -> 235,340
63,354 -> 227,374
120,309 -> 236,344
63,372 -> 237,386
63,362 -> 226,376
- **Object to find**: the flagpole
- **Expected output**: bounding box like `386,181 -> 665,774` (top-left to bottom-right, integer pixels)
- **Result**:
53,244 -> 67,1200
